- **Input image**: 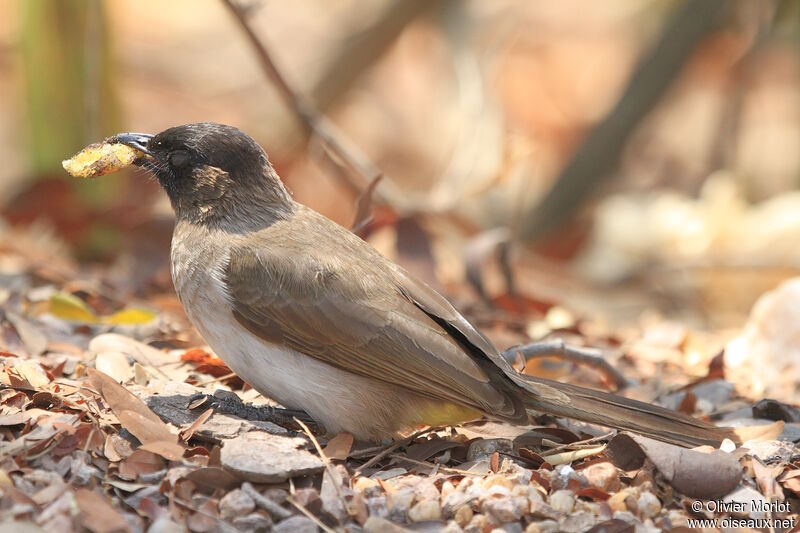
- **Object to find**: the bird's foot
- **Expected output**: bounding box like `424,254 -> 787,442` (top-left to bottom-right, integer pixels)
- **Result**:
187,390 -> 317,429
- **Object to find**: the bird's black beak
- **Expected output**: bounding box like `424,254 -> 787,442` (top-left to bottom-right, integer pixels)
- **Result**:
110,132 -> 154,156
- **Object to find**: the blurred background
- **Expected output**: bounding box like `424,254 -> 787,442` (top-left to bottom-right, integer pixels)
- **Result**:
1,0 -> 800,333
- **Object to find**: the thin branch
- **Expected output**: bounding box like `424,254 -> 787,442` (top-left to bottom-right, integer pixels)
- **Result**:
220,0 -> 405,210
502,339 -> 629,391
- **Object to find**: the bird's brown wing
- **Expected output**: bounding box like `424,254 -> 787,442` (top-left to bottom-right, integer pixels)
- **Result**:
397,267 -> 738,447
224,227 -> 526,422
225,212 -> 736,447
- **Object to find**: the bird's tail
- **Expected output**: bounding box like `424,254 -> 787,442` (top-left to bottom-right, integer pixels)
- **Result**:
512,374 -> 737,448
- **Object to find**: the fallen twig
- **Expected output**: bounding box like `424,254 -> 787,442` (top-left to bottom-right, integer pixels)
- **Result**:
503,339 -> 629,391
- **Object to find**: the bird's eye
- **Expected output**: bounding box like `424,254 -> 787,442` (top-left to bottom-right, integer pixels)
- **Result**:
169,150 -> 190,168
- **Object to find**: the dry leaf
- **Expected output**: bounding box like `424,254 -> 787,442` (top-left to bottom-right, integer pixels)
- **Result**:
5,311 -> 47,357
179,407 -> 214,443
606,433 -> 741,498
86,369 -> 183,459
95,352 -> 133,384
734,421 -> 785,443
74,488 -> 132,533
49,292 -> 99,323
105,308 -> 157,325
117,449 -> 165,480
322,432 -> 354,461
752,459 -> 784,501
7,360 -> 50,389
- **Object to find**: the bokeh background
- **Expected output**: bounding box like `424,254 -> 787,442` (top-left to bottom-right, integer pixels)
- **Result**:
1,0 -> 799,330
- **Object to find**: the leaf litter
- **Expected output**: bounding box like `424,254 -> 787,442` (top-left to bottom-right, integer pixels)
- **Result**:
0,221 -> 799,532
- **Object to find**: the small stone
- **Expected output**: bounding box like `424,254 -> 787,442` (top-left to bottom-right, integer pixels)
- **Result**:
355,476 -> 380,491
481,496 -> 526,523
527,485 -> 545,506
442,491 -> 474,517
487,484 -> 511,498
492,523 -> 523,533
454,504 -> 473,527
636,491 -> 661,519
363,516 -> 409,533
467,439 -> 513,461
414,479 -> 440,501
582,461 -> 620,492
273,515 -> 318,533
221,432 -> 324,483
466,513 -> 489,532
441,480 -> 456,501
607,488 -> 635,513
387,487 -> 415,521
232,512 -> 273,532
482,474 -> 513,492
525,520 -> 560,533
366,494 -> 389,519
559,510 -> 597,533
548,490 -> 574,514
408,499 -> 442,522
218,489 -> 255,520
443,520 -> 464,533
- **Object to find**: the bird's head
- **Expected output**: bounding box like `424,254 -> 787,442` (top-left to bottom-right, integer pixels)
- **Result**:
114,122 -> 294,226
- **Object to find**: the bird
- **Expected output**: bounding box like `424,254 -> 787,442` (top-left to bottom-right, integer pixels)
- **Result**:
109,122 -> 734,448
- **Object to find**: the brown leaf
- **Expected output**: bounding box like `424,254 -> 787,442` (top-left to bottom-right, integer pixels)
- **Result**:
752,459 -> 784,501
575,486 -> 611,502
86,369 -> 180,451
182,467 -> 240,491
322,432 -> 353,460
179,407 -> 214,443
606,433 -> 741,499
138,440 -> 185,461
117,449 -> 165,481
117,410 -> 175,447
404,439 -> 462,462
782,476 -> 800,496
733,421 -> 785,442
74,488 -> 132,533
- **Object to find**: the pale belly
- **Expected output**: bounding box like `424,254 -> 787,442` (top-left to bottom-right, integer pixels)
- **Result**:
169,230 -> 477,440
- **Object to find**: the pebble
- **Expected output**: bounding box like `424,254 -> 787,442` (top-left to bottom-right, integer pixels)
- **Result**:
387,487 -> 414,521
414,479 -> 441,501
218,489 -> 255,520
354,476 -> 380,491
467,439 -> 513,461
637,491 -> 662,518
443,520 -> 465,533
408,499 -> 442,522
453,504 -> 473,527
581,461 -> 621,492
363,517 -> 410,533
483,474 -> 513,492
442,490 -> 475,517
481,496 -> 524,523
607,487 -> 636,513
559,510 -> 597,533
465,513 -> 489,533
525,520 -> 560,533
232,512 -> 273,532
441,480 -> 456,501
548,490 -> 574,513
273,515 -> 318,533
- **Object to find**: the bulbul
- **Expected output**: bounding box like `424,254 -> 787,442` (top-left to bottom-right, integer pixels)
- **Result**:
111,123 -> 732,448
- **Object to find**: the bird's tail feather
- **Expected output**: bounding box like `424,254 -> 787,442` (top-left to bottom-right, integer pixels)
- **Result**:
514,374 -> 737,448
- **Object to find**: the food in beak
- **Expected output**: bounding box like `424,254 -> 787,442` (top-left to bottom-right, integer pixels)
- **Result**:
62,142 -> 143,179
